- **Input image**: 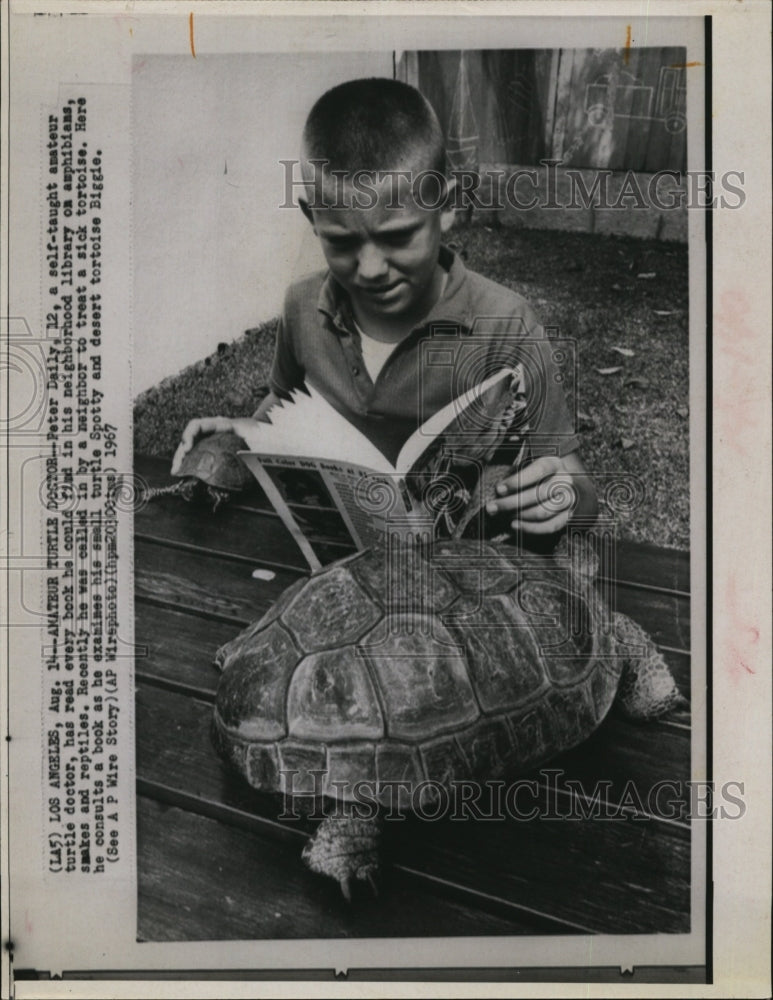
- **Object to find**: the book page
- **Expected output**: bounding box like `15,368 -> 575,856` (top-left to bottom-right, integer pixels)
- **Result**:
396,365 -> 521,475
249,385 -> 395,473
241,451 -> 432,563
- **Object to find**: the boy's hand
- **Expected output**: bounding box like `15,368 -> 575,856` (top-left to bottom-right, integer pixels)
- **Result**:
171,397 -> 283,476
486,453 -> 596,535
171,416 -> 241,475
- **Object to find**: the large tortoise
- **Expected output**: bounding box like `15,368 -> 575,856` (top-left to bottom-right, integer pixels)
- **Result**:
211,537 -> 684,899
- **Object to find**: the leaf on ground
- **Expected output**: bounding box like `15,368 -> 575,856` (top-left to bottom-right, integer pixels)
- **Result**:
611,346 -> 635,357
625,377 -> 650,389
619,437 -> 635,450
596,366 -> 623,375
653,309 -> 674,316
676,406 -> 689,418
637,272 -> 656,279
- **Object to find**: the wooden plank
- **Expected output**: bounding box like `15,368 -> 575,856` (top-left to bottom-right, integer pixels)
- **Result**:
546,713 -> 691,819
606,49 -> 642,172
621,47 -> 662,172
135,454 -> 691,595
134,602 -> 230,696
614,583 -> 690,652
135,538 -> 300,624
550,49 -> 575,160
136,685 -> 690,934
135,600 -> 692,703
136,536 -> 690,655
602,537 -> 689,596
399,809 -> 690,934
644,48 -> 684,174
137,797 -> 532,941
136,494 -> 352,570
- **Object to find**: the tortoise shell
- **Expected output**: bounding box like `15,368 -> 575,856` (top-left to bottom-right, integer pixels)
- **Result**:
173,431 -> 253,491
212,540 -> 623,806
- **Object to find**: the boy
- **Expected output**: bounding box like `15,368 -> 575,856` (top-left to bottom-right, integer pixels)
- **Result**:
172,78 -> 597,540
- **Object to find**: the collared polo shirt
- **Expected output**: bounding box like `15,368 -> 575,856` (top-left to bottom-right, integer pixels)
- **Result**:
269,246 -> 580,466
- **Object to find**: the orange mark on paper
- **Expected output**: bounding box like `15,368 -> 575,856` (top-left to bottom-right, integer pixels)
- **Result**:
624,25 -> 632,65
670,61 -> 704,69
189,12 -> 196,58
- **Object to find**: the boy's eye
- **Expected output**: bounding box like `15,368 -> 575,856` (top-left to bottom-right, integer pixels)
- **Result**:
324,236 -> 357,251
379,231 -> 413,248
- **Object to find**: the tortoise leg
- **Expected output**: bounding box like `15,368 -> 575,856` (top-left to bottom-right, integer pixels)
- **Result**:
612,612 -> 687,721
302,813 -> 382,901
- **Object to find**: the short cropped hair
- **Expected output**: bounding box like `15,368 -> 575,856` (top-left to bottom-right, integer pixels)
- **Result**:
302,78 -> 446,176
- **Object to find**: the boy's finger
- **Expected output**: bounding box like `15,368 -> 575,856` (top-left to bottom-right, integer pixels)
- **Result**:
495,455 -> 562,496
170,419 -> 204,474
487,483 -> 541,515
510,508 -> 571,535
515,500 -> 570,522
487,475 -> 576,516
170,444 -> 187,476
179,419 -> 203,449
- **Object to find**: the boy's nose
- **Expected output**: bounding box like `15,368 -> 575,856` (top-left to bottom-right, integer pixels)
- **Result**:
356,244 -> 389,282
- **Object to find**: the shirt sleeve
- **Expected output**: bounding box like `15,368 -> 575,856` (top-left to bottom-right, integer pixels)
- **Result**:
268,292 -> 305,399
503,299 -> 581,460
526,335 -> 581,459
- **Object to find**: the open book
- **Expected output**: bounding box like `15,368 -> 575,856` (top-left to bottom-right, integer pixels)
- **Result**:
239,368 -> 528,570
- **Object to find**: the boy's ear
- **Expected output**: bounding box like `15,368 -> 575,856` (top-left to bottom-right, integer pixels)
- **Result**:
299,197 -> 316,229
440,177 -> 458,233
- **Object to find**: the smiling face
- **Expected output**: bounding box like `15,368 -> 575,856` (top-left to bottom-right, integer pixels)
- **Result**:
303,169 -> 456,339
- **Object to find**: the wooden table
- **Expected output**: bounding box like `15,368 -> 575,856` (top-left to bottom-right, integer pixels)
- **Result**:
134,455 -> 692,947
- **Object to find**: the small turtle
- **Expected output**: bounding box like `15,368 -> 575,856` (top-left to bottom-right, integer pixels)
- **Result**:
147,431 -> 253,511
211,536 -> 685,900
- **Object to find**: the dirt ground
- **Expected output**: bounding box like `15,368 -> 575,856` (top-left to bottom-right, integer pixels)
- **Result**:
134,225 -> 689,549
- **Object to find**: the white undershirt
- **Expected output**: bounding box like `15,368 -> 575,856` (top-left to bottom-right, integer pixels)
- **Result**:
355,270 -> 450,382
357,328 -> 399,382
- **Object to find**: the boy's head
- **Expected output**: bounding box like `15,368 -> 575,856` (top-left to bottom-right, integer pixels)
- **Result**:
302,77 -> 446,177
299,78 -> 457,327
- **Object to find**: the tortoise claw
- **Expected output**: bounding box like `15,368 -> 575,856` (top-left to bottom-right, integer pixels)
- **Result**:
303,815 -> 382,901
338,870 -> 378,902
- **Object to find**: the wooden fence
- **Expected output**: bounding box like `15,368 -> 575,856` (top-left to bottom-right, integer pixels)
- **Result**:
400,48 -> 687,173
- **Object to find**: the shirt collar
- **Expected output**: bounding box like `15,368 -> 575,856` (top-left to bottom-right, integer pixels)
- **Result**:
317,245 -> 473,334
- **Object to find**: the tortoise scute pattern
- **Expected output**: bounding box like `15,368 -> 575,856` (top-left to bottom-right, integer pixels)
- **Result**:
174,431 -> 254,491
212,540 -> 629,803
282,566 -> 381,652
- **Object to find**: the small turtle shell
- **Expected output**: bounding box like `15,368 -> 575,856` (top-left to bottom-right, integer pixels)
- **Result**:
173,431 -> 253,491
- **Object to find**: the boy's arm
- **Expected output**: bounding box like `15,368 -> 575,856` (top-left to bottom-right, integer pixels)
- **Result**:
486,451 -> 597,535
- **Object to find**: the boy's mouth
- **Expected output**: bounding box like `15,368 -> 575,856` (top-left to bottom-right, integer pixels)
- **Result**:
357,279 -> 404,301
